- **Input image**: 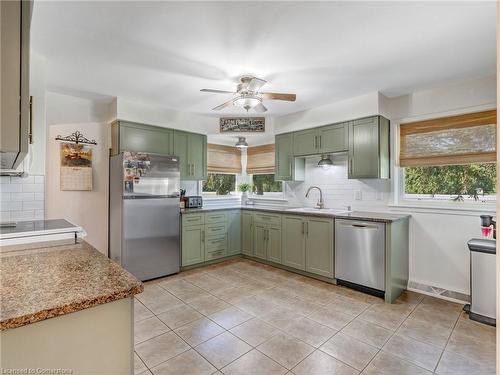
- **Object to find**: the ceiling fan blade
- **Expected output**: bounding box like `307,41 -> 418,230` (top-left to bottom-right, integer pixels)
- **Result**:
253,103 -> 267,113
246,77 -> 267,92
201,89 -> 236,94
261,92 -> 296,101
212,100 -> 234,111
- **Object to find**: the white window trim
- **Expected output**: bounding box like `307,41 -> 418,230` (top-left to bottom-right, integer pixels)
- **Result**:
250,173 -> 285,200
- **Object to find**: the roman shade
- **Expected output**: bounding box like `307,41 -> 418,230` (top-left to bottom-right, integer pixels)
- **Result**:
207,144 -> 242,173
399,110 -> 497,167
247,144 -> 275,174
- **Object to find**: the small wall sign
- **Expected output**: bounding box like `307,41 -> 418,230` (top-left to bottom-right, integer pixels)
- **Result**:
220,117 -> 265,133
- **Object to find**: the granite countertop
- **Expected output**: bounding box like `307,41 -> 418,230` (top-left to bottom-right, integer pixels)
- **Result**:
0,241 -> 143,330
181,205 -> 410,223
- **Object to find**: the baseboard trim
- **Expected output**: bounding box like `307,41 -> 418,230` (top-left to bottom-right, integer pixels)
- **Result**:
407,280 -> 469,304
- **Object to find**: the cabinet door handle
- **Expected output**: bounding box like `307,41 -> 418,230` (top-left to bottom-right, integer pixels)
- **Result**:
28,96 -> 33,144
289,162 -> 292,176
319,135 -> 322,149
192,164 -> 195,176
301,221 -> 305,234
314,135 -> 317,150
349,159 -> 353,174
201,230 -> 205,242
306,222 -> 309,236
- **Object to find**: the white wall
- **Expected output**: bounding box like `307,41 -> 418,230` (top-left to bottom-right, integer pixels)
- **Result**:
45,92 -> 114,254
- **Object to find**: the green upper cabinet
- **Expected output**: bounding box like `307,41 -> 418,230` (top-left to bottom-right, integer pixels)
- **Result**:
292,123 -> 348,156
227,210 -> 241,256
305,217 -> 334,278
111,121 -> 174,155
174,130 -> 207,180
317,123 -> 348,154
348,116 -> 390,179
275,133 -> 304,181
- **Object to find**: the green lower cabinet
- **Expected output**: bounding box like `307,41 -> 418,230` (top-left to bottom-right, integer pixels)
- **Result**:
253,223 -> 267,260
241,211 -> 254,256
267,226 -> 282,264
205,235 -> 227,261
282,216 -> 306,270
227,210 -> 241,256
305,218 -> 334,278
181,225 -> 204,266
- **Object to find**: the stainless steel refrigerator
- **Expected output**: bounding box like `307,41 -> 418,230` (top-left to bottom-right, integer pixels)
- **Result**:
109,152 -> 180,281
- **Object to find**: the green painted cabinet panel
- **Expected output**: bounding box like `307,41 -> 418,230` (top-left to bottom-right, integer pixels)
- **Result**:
282,216 -> 306,270
293,129 -> 318,156
182,225 -> 204,266
174,131 -> 208,180
305,218 -> 334,278
267,226 -> 282,264
227,210 -> 241,256
275,133 -> 305,181
348,116 -> 390,179
318,123 -> 348,153
253,223 -> 267,260
241,211 -> 254,256
117,122 -> 174,155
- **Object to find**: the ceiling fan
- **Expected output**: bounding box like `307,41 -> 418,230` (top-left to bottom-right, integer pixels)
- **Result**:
200,76 -> 296,112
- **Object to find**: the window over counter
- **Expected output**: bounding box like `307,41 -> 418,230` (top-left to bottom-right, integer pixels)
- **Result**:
202,173 -> 236,196
399,110 -> 496,204
252,174 -> 283,197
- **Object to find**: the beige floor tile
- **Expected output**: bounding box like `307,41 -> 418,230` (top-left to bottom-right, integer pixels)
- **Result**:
221,349 -> 287,375
358,304 -> 411,331
159,279 -> 208,302
134,352 -> 147,374
195,331 -> 252,369
212,287 -> 254,304
135,300 -> 154,322
136,285 -> 186,315
260,306 -> 303,330
341,319 -> 392,349
188,274 -> 232,293
150,349 -> 217,375
397,317 -> 453,348
135,316 -> 171,344
134,331 -> 190,368
157,304 -> 203,329
283,317 -> 336,348
394,291 -> 425,306
232,295 -> 279,316
188,294 -> 231,315
446,328 -> 496,369
138,371 -> 152,375
208,306 -> 253,330
453,317 -> 496,342
409,304 -> 460,330
229,317 -> 280,347
320,332 -> 378,371
382,333 -> 442,371
256,333 -> 315,370
174,317 -> 225,347
308,306 -> 355,331
363,351 -> 432,375
292,350 -> 359,375
435,349 -> 496,375
327,295 -> 371,316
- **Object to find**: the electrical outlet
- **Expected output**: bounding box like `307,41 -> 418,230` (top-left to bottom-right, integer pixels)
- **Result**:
355,190 -> 362,200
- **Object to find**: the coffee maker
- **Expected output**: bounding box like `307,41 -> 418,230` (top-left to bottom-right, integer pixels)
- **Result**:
480,215 -> 496,239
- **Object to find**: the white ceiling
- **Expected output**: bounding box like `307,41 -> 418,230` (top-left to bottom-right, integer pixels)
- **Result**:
32,1 -> 496,118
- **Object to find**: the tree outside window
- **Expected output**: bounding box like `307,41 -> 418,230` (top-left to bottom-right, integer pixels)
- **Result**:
202,173 -> 236,195
252,174 -> 282,195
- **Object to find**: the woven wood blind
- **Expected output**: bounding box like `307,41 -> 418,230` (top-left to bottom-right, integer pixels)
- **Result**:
247,144 -> 275,174
399,110 -> 496,167
207,144 -> 242,173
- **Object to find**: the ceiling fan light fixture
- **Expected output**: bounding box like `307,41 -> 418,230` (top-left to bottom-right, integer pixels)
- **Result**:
235,137 -> 248,149
317,154 -> 334,169
233,95 -> 261,111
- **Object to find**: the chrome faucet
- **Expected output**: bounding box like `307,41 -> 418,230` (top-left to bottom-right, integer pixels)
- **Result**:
305,186 -> 324,209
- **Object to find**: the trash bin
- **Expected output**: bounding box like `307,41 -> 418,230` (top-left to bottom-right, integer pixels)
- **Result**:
467,238 -> 496,326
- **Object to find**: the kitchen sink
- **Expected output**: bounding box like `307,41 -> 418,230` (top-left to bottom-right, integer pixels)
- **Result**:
286,207 -> 351,214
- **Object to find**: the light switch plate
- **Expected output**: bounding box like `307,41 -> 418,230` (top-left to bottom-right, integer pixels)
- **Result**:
355,190 -> 362,200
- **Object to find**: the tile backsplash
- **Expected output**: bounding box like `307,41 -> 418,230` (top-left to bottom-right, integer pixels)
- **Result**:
0,175 -> 45,222
285,153 -> 391,210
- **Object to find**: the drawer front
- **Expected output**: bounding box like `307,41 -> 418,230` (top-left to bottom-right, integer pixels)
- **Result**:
183,214 -> 204,226
205,235 -> 227,252
254,213 -> 281,227
205,248 -> 228,261
206,223 -> 227,237
205,212 -> 228,224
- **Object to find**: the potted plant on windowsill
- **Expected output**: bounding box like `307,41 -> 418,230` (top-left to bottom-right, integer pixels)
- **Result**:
238,183 -> 251,202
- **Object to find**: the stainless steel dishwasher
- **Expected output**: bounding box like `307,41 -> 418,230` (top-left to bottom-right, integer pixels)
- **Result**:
335,219 -> 385,297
